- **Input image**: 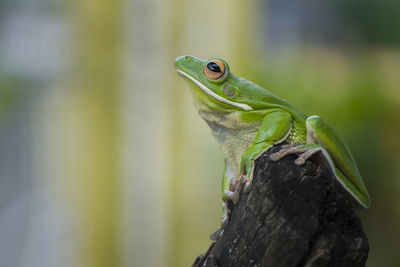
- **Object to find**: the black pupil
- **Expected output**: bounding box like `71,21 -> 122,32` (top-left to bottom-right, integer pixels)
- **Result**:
207,62 -> 222,73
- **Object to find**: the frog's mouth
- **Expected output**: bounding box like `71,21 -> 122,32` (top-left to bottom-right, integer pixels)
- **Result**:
176,70 -> 253,111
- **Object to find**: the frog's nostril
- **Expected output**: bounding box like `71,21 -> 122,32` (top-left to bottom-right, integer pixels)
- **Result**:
185,56 -> 190,60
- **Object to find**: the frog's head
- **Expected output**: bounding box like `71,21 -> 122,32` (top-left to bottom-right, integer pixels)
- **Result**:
175,55 -> 257,112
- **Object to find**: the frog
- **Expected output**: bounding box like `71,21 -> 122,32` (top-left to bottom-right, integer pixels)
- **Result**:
174,55 -> 370,233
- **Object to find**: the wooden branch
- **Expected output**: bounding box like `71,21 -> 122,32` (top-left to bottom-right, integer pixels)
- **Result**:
193,145 -> 369,267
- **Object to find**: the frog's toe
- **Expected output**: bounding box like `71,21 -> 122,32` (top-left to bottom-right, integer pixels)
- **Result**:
243,179 -> 252,193
210,211 -> 230,240
280,142 -> 302,150
269,145 -> 308,162
229,177 -> 239,191
210,215 -> 229,240
238,174 -> 252,193
294,157 -> 306,165
221,214 -> 229,229
228,177 -> 245,205
294,147 -> 323,166
210,227 -> 222,240
224,189 -> 239,205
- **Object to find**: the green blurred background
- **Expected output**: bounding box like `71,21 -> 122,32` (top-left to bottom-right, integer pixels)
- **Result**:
0,0 -> 399,266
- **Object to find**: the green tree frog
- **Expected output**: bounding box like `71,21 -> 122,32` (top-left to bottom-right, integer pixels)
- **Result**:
174,55 -> 370,217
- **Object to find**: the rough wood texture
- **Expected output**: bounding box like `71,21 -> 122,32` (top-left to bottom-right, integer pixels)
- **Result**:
193,145 -> 369,267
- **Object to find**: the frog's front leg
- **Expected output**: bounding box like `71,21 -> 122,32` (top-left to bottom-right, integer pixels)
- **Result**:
240,110 -> 293,190
211,111 -> 292,240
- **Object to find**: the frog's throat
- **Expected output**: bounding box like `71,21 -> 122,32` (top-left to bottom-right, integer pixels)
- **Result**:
176,70 -> 253,111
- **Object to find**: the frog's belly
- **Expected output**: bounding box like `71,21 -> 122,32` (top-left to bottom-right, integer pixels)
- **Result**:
200,111 -> 260,176
212,127 -> 259,176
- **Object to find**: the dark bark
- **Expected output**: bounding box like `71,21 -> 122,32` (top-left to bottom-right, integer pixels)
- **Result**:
193,145 -> 369,267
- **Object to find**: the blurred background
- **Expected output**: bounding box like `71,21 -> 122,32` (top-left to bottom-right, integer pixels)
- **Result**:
0,0 -> 399,266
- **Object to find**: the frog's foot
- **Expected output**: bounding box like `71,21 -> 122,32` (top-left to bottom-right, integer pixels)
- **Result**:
210,229 -> 221,240
210,202 -> 230,240
224,177 -> 243,205
269,144 -> 322,166
210,217 -> 227,240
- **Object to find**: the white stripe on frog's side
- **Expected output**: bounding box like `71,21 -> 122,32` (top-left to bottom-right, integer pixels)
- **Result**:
176,70 -> 253,111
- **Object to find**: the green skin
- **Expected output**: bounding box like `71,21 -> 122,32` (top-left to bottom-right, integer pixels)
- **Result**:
175,55 -> 370,209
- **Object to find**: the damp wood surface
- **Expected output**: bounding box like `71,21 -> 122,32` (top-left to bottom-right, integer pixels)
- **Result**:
193,145 -> 369,267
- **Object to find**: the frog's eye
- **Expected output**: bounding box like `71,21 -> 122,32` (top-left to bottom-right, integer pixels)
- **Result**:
204,59 -> 226,80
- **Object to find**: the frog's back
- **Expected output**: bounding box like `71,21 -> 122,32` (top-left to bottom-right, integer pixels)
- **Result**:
237,78 -> 307,119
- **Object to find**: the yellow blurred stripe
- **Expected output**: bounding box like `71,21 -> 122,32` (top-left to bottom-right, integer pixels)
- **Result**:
69,0 -> 122,266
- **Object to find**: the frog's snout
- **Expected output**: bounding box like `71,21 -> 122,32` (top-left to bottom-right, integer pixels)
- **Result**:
174,55 -> 192,69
